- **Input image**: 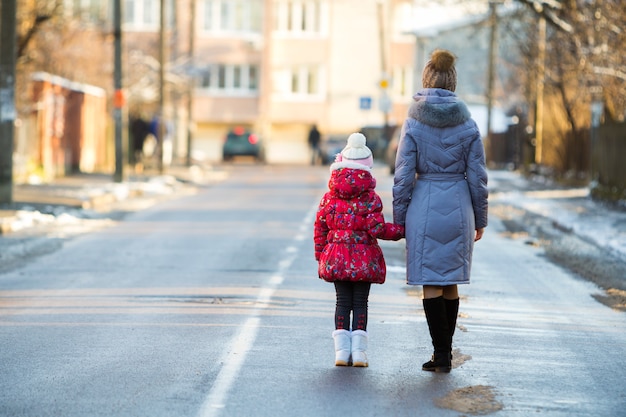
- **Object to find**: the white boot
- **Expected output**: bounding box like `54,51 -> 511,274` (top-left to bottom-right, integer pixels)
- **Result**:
351,330 -> 369,367
332,329 -> 351,366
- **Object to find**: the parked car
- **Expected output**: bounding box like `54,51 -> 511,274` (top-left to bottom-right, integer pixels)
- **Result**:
222,127 -> 264,162
359,124 -> 398,160
319,135 -> 346,164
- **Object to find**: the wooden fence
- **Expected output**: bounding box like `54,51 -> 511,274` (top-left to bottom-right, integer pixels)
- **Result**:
591,121 -> 626,202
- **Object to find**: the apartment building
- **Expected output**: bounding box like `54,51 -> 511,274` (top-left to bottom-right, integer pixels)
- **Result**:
118,0 -> 416,163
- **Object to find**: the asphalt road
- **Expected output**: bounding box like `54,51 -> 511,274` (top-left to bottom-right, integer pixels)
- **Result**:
0,164 -> 625,417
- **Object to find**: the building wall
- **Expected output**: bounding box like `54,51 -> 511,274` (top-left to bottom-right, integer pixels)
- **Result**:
29,73 -> 108,179
123,0 -> 415,163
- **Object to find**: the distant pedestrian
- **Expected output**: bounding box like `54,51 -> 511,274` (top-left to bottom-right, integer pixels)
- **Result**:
308,124 -> 321,165
149,115 -> 173,168
314,133 -> 404,367
130,115 -> 150,173
392,49 -> 488,373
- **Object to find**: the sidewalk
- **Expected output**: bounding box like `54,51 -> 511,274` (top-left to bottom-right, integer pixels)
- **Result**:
489,170 -> 626,262
0,163 -> 226,235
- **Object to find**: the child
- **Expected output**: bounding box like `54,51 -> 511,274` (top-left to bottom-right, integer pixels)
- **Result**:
314,133 -> 404,367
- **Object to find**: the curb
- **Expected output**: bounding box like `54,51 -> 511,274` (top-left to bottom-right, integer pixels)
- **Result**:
0,188 -> 144,235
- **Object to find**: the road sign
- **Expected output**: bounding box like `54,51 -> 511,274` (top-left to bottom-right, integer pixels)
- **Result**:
379,92 -> 391,113
359,96 -> 372,110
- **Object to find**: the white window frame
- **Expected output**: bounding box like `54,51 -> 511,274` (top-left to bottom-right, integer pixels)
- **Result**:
63,0 -> 105,20
274,0 -> 328,37
197,63 -> 260,96
273,65 -> 325,101
123,0 -> 160,31
199,0 -> 262,36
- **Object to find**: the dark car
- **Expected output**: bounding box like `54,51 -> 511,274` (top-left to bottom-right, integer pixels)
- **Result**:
359,124 -> 398,160
222,127 -> 264,162
385,129 -> 400,175
319,135 -> 346,164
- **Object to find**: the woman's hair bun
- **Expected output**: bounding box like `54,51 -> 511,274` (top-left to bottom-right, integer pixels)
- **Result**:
430,49 -> 456,72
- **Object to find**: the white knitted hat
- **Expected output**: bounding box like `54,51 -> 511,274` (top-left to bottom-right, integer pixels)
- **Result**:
338,133 -> 373,167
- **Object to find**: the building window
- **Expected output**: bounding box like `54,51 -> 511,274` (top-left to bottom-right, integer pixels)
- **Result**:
248,66 -> 258,90
198,64 -> 259,95
63,0 -> 106,22
274,1 -> 325,35
274,65 -> 323,99
123,0 -> 175,30
233,66 -> 242,88
123,0 -> 159,29
200,0 -> 262,34
218,65 -> 227,89
307,70 -> 317,94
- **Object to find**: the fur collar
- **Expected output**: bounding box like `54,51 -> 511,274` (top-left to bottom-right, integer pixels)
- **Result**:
330,160 -> 372,173
408,88 -> 471,128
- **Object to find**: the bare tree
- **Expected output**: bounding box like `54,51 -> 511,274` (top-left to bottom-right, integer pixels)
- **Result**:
15,1 -> 113,115
515,0 -> 626,119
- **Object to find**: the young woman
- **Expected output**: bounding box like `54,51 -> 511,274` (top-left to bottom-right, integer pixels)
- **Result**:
392,49 -> 488,373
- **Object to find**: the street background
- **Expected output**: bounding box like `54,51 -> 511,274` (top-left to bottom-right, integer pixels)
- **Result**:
0,162 -> 625,416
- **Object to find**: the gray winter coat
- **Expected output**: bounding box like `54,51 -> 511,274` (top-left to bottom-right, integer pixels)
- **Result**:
392,88 -> 488,286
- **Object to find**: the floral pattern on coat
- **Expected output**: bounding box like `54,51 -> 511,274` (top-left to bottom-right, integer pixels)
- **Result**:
314,165 -> 404,284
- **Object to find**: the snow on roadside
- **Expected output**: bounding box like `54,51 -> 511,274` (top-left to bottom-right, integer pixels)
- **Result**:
3,175 -> 191,235
490,170 -> 626,262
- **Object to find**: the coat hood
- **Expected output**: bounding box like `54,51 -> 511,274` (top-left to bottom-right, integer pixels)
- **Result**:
328,167 -> 376,200
408,88 -> 471,128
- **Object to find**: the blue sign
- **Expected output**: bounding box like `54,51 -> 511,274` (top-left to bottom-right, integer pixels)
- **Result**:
359,96 -> 372,110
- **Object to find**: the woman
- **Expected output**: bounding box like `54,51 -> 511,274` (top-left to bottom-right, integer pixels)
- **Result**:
392,49 -> 488,373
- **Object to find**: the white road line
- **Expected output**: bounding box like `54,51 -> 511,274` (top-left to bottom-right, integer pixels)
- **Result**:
197,316 -> 260,417
197,210 -> 313,417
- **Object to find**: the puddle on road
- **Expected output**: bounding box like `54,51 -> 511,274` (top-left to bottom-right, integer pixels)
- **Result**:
131,295 -> 297,307
451,348 -> 472,369
435,385 -> 503,415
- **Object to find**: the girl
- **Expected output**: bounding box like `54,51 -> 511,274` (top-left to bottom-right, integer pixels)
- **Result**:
314,133 -> 404,367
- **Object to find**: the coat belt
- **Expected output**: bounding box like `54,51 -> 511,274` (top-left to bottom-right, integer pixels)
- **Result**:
418,173 -> 466,181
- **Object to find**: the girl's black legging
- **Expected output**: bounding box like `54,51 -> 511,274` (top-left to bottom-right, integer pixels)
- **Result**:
334,281 -> 372,331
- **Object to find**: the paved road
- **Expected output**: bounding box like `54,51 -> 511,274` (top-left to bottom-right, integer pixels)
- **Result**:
0,164 -> 624,417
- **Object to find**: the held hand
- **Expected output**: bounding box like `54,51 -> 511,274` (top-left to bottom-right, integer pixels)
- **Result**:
474,228 -> 484,242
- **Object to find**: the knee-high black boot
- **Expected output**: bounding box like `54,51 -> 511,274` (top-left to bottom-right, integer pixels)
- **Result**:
444,298 -> 459,361
422,296 -> 451,373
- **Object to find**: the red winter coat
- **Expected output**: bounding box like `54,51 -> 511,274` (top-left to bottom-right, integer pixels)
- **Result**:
314,164 -> 405,284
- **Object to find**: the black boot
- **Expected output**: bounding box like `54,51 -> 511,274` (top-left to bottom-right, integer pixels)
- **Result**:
422,296 -> 451,373
444,297 -> 459,361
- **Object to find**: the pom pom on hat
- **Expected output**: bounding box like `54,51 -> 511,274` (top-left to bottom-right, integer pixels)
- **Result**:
430,49 -> 455,72
422,49 -> 457,92
346,132 -> 367,149
338,133 -> 374,168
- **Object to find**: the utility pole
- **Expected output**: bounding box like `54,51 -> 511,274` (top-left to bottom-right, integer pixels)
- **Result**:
157,0 -> 166,174
186,0 -> 195,167
534,14 -> 546,166
113,0 -> 124,182
485,0 -> 501,164
0,0 -> 17,204
258,0 -> 273,144
377,0 -> 391,146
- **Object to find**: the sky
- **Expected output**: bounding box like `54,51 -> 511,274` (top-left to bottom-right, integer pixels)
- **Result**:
411,0 -> 489,30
